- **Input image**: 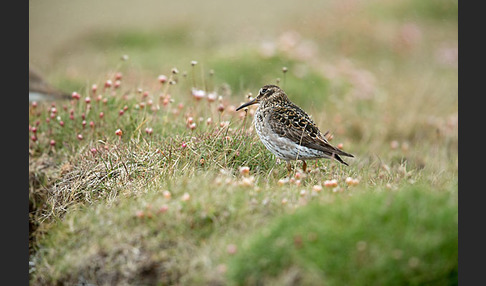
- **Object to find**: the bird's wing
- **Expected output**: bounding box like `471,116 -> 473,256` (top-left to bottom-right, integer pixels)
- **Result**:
268,105 -> 353,158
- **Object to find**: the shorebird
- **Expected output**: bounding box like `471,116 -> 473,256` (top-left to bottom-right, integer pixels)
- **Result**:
29,67 -> 70,102
235,84 -> 354,173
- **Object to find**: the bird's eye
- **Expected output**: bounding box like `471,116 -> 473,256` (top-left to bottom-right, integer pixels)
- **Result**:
260,88 -> 267,94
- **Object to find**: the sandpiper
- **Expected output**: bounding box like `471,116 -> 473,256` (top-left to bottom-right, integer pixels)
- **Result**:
236,84 -> 354,173
29,67 -> 70,102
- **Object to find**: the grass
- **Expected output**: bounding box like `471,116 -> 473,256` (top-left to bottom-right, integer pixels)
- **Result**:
228,184 -> 458,286
29,0 -> 457,285
28,59 -> 458,284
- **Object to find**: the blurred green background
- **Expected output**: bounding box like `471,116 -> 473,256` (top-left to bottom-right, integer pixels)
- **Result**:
29,0 -> 458,105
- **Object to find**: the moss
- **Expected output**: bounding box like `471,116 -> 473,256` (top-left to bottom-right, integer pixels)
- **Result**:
228,184 -> 458,285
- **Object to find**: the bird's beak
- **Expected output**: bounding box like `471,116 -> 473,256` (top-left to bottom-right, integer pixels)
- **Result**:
235,98 -> 259,111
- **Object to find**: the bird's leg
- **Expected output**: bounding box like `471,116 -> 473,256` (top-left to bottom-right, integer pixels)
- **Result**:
302,160 -> 307,173
286,161 -> 292,176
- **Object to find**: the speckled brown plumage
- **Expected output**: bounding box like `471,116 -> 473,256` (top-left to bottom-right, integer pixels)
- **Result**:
236,84 -> 354,171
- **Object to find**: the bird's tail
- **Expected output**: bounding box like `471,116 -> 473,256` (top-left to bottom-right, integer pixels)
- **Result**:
333,154 -> 349,166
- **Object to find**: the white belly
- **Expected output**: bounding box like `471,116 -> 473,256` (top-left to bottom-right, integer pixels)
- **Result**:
254,114 -> 328,161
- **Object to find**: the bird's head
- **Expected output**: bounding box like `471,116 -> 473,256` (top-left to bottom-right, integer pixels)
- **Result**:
235,85 -> 284,111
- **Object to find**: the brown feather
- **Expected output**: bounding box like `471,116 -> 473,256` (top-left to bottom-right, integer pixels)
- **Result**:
268,105 -> 354,158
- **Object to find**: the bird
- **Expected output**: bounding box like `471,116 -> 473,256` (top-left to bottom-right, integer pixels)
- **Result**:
235,84 -> 354,173
29,67 -> 70,102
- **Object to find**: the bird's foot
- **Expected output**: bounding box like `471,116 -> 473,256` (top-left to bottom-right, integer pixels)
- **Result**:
286,161 -> 292,177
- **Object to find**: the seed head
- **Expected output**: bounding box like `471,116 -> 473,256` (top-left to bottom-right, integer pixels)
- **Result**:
162,97 -> 170,106
207,92 -> 217,102
104,80 -> 112,88
163,190 -> 171,199
345,177 -> 360,186
192,88 -> 206,100
158,75 -> 168,83
181,192 -> 191,201
239,166 -> 250,176
324,179 -> 338,188
312,185 -> 323,192
278,178 -> 289,186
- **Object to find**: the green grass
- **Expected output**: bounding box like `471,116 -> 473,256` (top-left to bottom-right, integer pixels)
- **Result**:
29,0 -> 457,284
208,51 -> 333,105
228,184 -> 458,285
